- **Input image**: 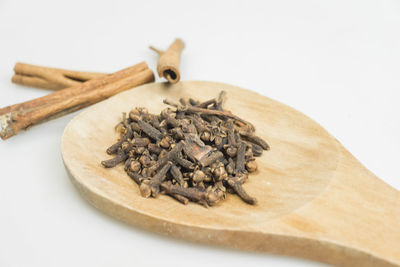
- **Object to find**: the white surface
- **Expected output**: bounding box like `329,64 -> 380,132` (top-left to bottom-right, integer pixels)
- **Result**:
0,0 -> 399,266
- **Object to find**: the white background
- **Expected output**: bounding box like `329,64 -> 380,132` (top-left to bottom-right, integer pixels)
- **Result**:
0,1 -> 399,266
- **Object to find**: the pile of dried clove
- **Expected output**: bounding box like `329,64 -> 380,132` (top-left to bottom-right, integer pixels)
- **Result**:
101,91 -> 269,207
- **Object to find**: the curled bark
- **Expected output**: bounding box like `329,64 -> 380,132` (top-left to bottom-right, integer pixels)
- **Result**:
150,39 -> 185,84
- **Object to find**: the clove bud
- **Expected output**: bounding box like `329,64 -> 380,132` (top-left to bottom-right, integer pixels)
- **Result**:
102,92 -> 270,206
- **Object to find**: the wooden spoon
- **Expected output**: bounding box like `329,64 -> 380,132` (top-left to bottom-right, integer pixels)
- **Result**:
61,81 -> 400,267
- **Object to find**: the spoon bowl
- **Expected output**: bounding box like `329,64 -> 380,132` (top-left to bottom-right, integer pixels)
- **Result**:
61,81 -> 400,266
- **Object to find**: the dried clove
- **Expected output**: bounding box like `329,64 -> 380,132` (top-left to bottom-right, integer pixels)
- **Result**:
140,161 -> 172,197
199,151 -> 224,167
227,175 -> 257,205
149,141 -> 184,174
240,133 -> 270,151
215,91 -> 227,110
138,120 -> 162,142
235,142 -> 246,173
148,143 -> 162,154
161,182 -> 222,207
102,149 -> 128,168
132,137 -> 150,147
192,169 -> 206,184
170,164 -> 185,186
174,155 -> 194,170
102,92 -> 270,206
246,160 -> 258,173
183,135 -> 212,162
247,142 -> 264,157
130,160 -> 141,172
127,171 -> 142,185
106,127 -> 133,155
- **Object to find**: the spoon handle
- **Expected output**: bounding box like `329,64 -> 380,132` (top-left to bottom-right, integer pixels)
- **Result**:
262,147 -> 400,266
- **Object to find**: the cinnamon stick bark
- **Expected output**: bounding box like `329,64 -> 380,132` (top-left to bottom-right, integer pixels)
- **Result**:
150,39 -> 184,84
0,62 -> 148,116
0,65 -> 154,140
12,63 -> 107,90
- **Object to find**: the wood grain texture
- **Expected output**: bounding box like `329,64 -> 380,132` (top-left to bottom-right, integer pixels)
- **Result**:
61,81 -> 400,267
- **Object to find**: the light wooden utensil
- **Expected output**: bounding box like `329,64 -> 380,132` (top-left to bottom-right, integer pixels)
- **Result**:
61,81 -> 400,267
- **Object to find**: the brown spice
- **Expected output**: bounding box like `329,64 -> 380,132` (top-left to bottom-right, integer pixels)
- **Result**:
12,62 -> 106,90
102,92 -> 270,206
0,62 -> 154,140
1,62 -> 148,117
150,39 -> 185,84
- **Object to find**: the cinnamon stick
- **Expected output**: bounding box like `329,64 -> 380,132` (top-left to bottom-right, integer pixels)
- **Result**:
0,62 -> 148,116
0,66 -> 154,140
12,62 -> 107,90
150,39 -> 184,84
